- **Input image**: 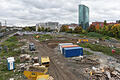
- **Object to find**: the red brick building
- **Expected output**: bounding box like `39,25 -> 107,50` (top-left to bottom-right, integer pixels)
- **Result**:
92,22 -> 117,27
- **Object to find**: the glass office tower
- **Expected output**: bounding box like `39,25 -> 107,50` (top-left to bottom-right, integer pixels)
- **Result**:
79,5 -> 89,29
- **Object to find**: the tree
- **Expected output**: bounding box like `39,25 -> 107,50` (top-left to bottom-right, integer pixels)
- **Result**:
38,27 -> 42,32
103,26 -> 109,35
60,25 -> 69,32
47,27 -> 51,32
44,27 -> 51,32
111,24 -> 120,37
101,26 -> 106,35
118,31 -> 120,38
95,24 -> 100,30
45,28 -> 48,32
74,26 -> 82,33
88,24 -> 96,32
24,27 -> 31,31
31,26 -> 36,31
104,20 -> 107,25
41,27 -> 45,31
95,24 -> 100,33
67,29 -> 73,33
82,29 -> 87,34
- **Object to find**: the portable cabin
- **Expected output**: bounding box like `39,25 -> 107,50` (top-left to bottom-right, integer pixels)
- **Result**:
58,43 -> 73,52
63,47 -> 83,58
7,57 -> 15,70
61,45 -> 79,54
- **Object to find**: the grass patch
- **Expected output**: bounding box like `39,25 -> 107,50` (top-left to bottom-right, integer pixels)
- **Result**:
0,36 -> 23,57
86,32 -> 104,38
84,50 -> 93,55
78,43 -> 120,60
75,32 -> 111,40
0,35 -> 25,80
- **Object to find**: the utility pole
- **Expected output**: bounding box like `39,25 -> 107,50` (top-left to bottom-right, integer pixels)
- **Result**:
5,20 -> 7,27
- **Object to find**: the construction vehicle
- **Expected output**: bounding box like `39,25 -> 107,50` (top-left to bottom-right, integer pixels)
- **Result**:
23,66 -> 53,80
29,43 -> 36,51
78,39 -> 88,43
36,75 -> 50,80
39,56 -> 50,67
36,35 -> 40,38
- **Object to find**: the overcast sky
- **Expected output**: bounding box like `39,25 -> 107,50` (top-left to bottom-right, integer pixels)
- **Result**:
0,0 -> 120,26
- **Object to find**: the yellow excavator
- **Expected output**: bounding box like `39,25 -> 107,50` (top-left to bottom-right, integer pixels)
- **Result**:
23,57 -> 52,80
23,66 -> 53,80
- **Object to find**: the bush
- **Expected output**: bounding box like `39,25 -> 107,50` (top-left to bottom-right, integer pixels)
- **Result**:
86,32 -> 104,38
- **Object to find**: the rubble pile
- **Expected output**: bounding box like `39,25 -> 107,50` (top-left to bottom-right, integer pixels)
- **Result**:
17,54 -> 40,72
20,54 -> 31,62
89,66 -> 120,80
69,57 -> 100,66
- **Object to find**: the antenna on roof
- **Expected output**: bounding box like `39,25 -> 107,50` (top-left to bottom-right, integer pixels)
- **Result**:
80,0 -> 82,4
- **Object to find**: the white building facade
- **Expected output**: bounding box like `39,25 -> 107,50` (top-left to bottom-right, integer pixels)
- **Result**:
36,22 -> 61,31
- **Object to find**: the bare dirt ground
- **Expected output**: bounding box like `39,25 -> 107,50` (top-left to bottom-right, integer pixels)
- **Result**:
27,35 -> 79,80
24,35 -> 99,80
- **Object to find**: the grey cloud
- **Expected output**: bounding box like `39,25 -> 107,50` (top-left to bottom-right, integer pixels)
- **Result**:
0,0 -> 120,26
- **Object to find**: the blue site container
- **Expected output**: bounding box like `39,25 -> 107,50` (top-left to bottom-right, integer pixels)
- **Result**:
62,47 -> 81,55
63,47 -> 83,58
62,46 -> 78,54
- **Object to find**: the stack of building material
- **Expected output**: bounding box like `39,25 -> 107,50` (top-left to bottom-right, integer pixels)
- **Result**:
33,57 -> 38,63
20,54 -> 31,62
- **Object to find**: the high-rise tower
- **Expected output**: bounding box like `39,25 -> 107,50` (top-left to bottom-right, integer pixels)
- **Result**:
79,4 -> 89,29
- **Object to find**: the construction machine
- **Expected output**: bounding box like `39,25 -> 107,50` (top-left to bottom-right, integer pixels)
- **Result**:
23,56 -> 51,80
36,35 -> 40,39
78,39 -> 88,43
24,66 -> 53,80
39,56 -> 50,67
24,71 -> 50,80
29,43 -> 36,51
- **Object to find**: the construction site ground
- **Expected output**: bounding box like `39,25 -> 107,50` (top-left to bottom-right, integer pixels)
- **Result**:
25,35 -> 100,80
1,32 -> 120,80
